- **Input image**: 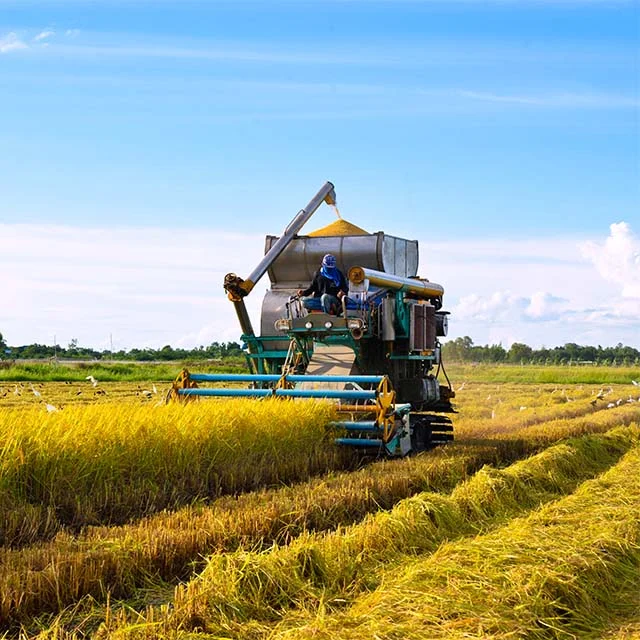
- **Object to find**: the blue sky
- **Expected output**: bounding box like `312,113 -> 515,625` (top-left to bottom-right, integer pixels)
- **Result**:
1,1 -> 639,350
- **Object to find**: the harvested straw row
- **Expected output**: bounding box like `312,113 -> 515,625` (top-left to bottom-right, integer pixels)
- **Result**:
273,445 -> 640,640
0,442 -> 487,628
5,403 -> 639,630
84,425 -> 639,638
0,400 -> 342,548
3,406 -> 639,631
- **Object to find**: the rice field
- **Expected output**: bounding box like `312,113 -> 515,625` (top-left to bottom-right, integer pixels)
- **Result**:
1,365 -> 638,639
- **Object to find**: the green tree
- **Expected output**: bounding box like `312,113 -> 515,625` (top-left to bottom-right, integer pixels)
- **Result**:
508,342 -> 533,363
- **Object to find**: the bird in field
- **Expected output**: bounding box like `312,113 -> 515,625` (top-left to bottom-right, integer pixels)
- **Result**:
519,406 -> 527,411
616,398 -> 623,406
632,380 -> 639,386
607,402 -> 615,409
30,384 -> 42,398
457,382 -> 466,392
153,384 -> 158,394
491,409 -> 496,419
86,375 -> 98,387
141,390 -> 153,399
45,404 -> 59,413
590,399 -> 598,407
13,385 -> 21,396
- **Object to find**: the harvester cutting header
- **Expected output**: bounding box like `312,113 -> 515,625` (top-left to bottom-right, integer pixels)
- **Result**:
170,182 -> 455,456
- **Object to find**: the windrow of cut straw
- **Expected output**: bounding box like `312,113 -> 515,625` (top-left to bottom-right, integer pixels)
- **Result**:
267,444 -> 640,640
2,405 -> 639,631
0,399 -> 343,547
64,425 -> 639,639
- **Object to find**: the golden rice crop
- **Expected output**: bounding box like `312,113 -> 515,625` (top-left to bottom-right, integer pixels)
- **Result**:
0,399 -> 343,547
2,403 -> 639,631
269,445 -> 640,640
4,375 -> 640,639
64,425 -> 638,639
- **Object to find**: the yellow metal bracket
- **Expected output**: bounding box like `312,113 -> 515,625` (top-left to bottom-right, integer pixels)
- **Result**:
375,376 -> 396,442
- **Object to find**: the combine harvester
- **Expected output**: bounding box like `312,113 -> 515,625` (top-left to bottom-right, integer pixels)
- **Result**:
169,182 -> 455,456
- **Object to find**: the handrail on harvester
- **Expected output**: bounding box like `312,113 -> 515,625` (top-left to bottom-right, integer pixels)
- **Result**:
167,368 -> 398,444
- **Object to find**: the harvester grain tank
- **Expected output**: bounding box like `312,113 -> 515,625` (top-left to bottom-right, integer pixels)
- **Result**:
169,182 -> 455,456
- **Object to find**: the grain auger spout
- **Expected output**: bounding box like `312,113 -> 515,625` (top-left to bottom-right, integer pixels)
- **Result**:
223,182 -> 337,350
171,181 -> 455,457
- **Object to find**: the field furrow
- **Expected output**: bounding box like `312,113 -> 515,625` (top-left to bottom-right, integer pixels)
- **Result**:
2,403 -> 638,631
22,424 -> 637,639
2,372 -> 638,639
262,445 -> 640,640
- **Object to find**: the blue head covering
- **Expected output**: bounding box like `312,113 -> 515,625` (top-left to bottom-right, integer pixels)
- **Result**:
320,254 -> 341,286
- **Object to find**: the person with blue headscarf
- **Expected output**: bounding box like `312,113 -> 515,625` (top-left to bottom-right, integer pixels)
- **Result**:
297,253 -> 348,315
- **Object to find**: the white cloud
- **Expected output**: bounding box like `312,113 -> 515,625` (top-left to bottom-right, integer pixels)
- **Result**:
581,222 -> 640,298
0,32 -> 28,53
454,291 -> 527,322
525,292 -> 567,319
0,224 -> 265,350
34,30 -> 55,42
65,29 -> 81,38
419,222 -> 639,348
2,222 -> 639,351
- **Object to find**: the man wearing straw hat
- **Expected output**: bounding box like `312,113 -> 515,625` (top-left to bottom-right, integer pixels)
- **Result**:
297,253 -> 348,316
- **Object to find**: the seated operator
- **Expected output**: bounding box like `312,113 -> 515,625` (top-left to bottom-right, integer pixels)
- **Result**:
297,253 -> 348,316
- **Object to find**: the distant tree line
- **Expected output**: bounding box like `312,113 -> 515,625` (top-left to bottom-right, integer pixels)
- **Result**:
442,336 -> 640,366
1,330 -> 639,366
0,332 -> 244,361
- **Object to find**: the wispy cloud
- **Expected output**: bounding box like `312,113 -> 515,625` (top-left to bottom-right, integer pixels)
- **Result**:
11,31 -> 634,67
0,31 -> 27,53
34,29 -> 54,42
457,89 -> 639,109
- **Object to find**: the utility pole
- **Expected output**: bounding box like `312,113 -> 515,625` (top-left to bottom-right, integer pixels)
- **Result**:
110,333 -> 114,359
54,334 -> 57,360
